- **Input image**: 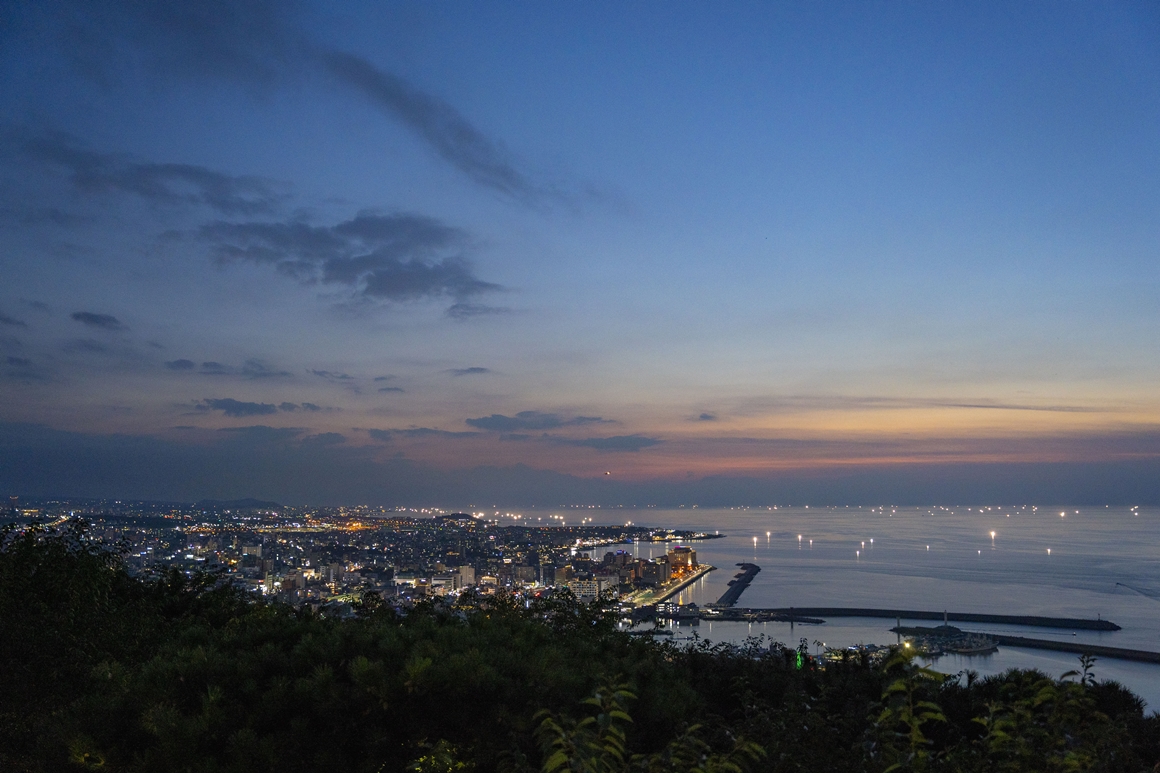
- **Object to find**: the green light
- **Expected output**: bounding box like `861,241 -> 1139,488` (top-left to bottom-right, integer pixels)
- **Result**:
795,652 -> 803,670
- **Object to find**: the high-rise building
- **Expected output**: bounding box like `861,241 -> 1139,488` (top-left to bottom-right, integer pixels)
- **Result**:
667,546 -> 696,568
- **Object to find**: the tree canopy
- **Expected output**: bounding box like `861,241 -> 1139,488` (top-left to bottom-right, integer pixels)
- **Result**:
2,520 -> 1159,773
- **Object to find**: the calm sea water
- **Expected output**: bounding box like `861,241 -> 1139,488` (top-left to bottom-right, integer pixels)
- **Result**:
555,505 -> 1160,709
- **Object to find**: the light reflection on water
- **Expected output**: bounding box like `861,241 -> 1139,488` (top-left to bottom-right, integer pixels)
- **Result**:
588,505 -> 1160,709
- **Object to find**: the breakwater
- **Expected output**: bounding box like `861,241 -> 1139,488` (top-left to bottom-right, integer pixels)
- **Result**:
750,608 -> 1120,631
711,563 -> 760,607
991,635 -> 1160,664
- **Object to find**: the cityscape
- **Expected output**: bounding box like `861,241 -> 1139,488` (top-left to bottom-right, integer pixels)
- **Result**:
3,1 -> 1160,770
7,497 -> 716,610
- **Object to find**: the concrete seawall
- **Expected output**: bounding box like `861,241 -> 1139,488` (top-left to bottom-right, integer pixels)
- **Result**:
748,607 -> 1120,631
991,635 -> 1160,664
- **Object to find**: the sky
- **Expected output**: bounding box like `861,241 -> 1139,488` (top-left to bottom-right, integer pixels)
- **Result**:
1,1 -> 1159,506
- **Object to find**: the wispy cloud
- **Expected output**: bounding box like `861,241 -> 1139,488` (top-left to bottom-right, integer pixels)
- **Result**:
195,397 -> 327,417
19,0 -> 556,202
447,366 -> 491,377
558,435 -> 663,452
446,303 -> 510,321
193,359 -> 292,378
309,369 -> 354,381
466,411 -> 609,432
367,427 -> 480,442
0,313 -> 28,328
13,128 -> 288,215
733,394 -> 1111,416
216,425 -> 304,443
70,311 -> 125,330
318,51 -> 541,201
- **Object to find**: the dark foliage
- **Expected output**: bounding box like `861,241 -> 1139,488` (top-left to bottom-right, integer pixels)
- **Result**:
2,520 -> 1159,772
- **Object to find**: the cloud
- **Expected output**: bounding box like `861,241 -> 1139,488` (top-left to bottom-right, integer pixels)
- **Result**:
197,359 -> 292,378
447,367 -> 490,377
165,358 -> 196,370
378,386 -> 404,393
373,375 -> 395,382
199,211 -> 501,304
697,413 -> 718,421
446,303 -> 510,320
6,357 -> 32,367
198,398 -> 278,417
318,50 -> 539,200
309,369 -> 353,381
302,432 -> 345,446
561,435 -> 663,452
242,359 -> 291,378
466,411 -> 609,432
15,129 -> 287,215
735,394 -> 1109,416
6,421 -> 1160,506
366,427 -> 480,442
0,313 -> 27,328
70,311 -> 125,330
17,0 -> 549,201
301,403 -> 322,411
216,425 -> 304,443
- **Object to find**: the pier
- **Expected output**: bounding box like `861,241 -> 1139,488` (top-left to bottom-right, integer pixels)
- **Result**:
709,563 -> 760,608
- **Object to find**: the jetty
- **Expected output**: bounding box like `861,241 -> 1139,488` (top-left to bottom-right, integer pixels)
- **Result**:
708,563 -> 760,608
746,608 -> 1120,631
991,635 -> 1160,665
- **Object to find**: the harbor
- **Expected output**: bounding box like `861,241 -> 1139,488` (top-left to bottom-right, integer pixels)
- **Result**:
628,560 -> 1160,665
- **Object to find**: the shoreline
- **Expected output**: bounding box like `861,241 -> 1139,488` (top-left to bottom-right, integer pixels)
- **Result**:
626,564 -> 716,606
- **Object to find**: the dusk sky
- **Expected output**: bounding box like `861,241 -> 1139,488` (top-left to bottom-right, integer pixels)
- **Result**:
2,1 -> 1159,505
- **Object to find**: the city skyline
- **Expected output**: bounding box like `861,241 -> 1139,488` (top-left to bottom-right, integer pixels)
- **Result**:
2,1 -> 1159,504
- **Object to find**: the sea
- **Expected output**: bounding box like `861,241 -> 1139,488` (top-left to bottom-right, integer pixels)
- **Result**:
552,505 -> 1160,710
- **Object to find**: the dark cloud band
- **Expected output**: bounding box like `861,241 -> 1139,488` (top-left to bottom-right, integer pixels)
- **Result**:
200,212 -> 500,304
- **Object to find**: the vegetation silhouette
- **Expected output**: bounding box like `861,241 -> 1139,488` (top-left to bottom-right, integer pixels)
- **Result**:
2,520 -> 1159,772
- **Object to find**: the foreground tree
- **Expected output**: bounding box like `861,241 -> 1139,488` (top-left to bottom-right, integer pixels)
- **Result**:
3,520 -> 1158,773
